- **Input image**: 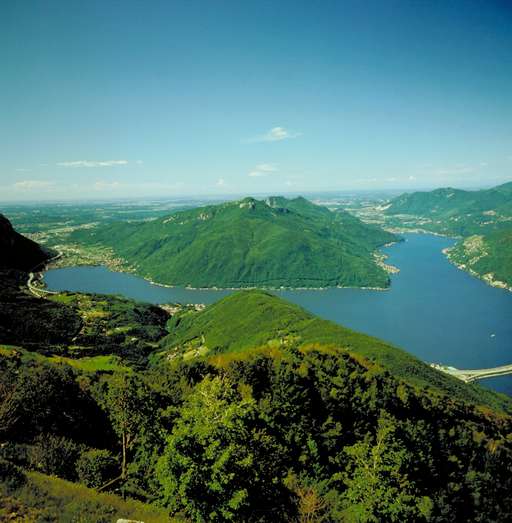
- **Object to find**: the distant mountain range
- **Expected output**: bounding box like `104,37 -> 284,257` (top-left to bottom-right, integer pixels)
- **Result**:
71,196 -> 398,289
385,181 -> 512,288
385,181 -> 512,236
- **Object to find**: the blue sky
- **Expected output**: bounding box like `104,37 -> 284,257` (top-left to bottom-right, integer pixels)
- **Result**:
1,0 -> 511,201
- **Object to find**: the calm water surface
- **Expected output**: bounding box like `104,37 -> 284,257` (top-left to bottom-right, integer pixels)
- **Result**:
44,234 -> 512,395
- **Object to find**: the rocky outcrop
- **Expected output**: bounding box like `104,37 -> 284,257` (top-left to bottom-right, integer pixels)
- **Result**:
0,213 -> 53,271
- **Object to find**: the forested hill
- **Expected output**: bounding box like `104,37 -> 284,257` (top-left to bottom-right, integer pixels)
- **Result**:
161,289 -> 512,413
447,229 -> 512,289
3,286 -> 512,521
71,196 -> 397,289
3,219 -> 512,520
384,182 -> 512,288
0,213 -> 54,271
385,181 -> 512,236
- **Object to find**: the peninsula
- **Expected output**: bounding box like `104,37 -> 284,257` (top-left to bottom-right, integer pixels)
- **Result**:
70,196 -> 398,289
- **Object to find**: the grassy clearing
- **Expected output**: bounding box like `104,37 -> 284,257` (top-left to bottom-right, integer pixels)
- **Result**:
49,354 -> 131,373
1,468 -> 175,523
48,293 -> 77,305
0,346 -> 130,373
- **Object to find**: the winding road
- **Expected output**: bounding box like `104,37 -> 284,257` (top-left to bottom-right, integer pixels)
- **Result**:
27,252 -> 62,297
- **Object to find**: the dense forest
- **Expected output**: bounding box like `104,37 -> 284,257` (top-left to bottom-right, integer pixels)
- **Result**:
70,196 -> 397,289
2,215 -> 512,521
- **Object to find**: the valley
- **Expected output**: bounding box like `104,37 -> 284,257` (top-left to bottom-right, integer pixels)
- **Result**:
342,183 -> 512,291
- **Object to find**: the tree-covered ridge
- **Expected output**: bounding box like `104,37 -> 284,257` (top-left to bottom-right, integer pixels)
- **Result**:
155,346 -> 512,522
0,213 -> 54,271
385,181 -> 512,236
71,196 -> 398,289
447,230 -> 512,289
1,281 -> 512,520
3,334 -> 512,521
161,290 -> 512,414
2,220 -> 512,521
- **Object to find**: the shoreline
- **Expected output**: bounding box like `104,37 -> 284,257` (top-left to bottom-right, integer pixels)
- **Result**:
43,261 -> 394,293
383,228 -> 512,293
45,231 -> 508,295
384,227 -> 459,239
44,264 -> 393,293
384,229 -> 512,294
384,229 -> 511,294
443,246 -> 512,293
41,239 -> 402,294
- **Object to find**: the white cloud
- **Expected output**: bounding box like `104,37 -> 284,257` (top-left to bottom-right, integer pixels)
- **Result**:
13,180 -> 54,190
57,160 -> 129,168
418,161 -> 490,179
245,126 -> 301,143
216,178 -> 226,186
15,168 -> 31,173
434,165 -> 476,176
408,175 -> 416,181
355,178 -> 378,185
94,180 -> 121,190
92,180 -> 184,192
248,163 -> 278,177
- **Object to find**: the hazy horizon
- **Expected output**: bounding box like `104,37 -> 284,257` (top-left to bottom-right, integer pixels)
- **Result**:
3,180 -> 512,207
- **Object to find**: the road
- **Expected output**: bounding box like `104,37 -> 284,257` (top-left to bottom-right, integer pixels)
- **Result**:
431,362 -> 512,383
27,252 -> 62,297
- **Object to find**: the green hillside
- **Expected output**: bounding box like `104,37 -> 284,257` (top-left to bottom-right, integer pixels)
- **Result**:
2,219 -> 512,521
2,287 -> 512,521
0,464 -> 172,523
0,213 -> 54,271
383,182 -> 512,289
71,196 -> 397,289
161,290 -> 512,413
447,230 -> 512,289
385,181 -> 512,236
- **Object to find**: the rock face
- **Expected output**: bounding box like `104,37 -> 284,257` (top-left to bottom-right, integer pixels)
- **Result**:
0,213 -> 53,271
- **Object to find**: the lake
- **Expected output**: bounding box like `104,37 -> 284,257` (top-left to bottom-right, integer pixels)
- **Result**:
44,233 -> 512,396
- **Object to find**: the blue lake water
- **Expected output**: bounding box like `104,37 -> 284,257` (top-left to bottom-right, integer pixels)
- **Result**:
44,234 -> 512,396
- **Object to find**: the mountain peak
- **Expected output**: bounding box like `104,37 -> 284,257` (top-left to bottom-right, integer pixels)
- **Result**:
71,196 -> 397,289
